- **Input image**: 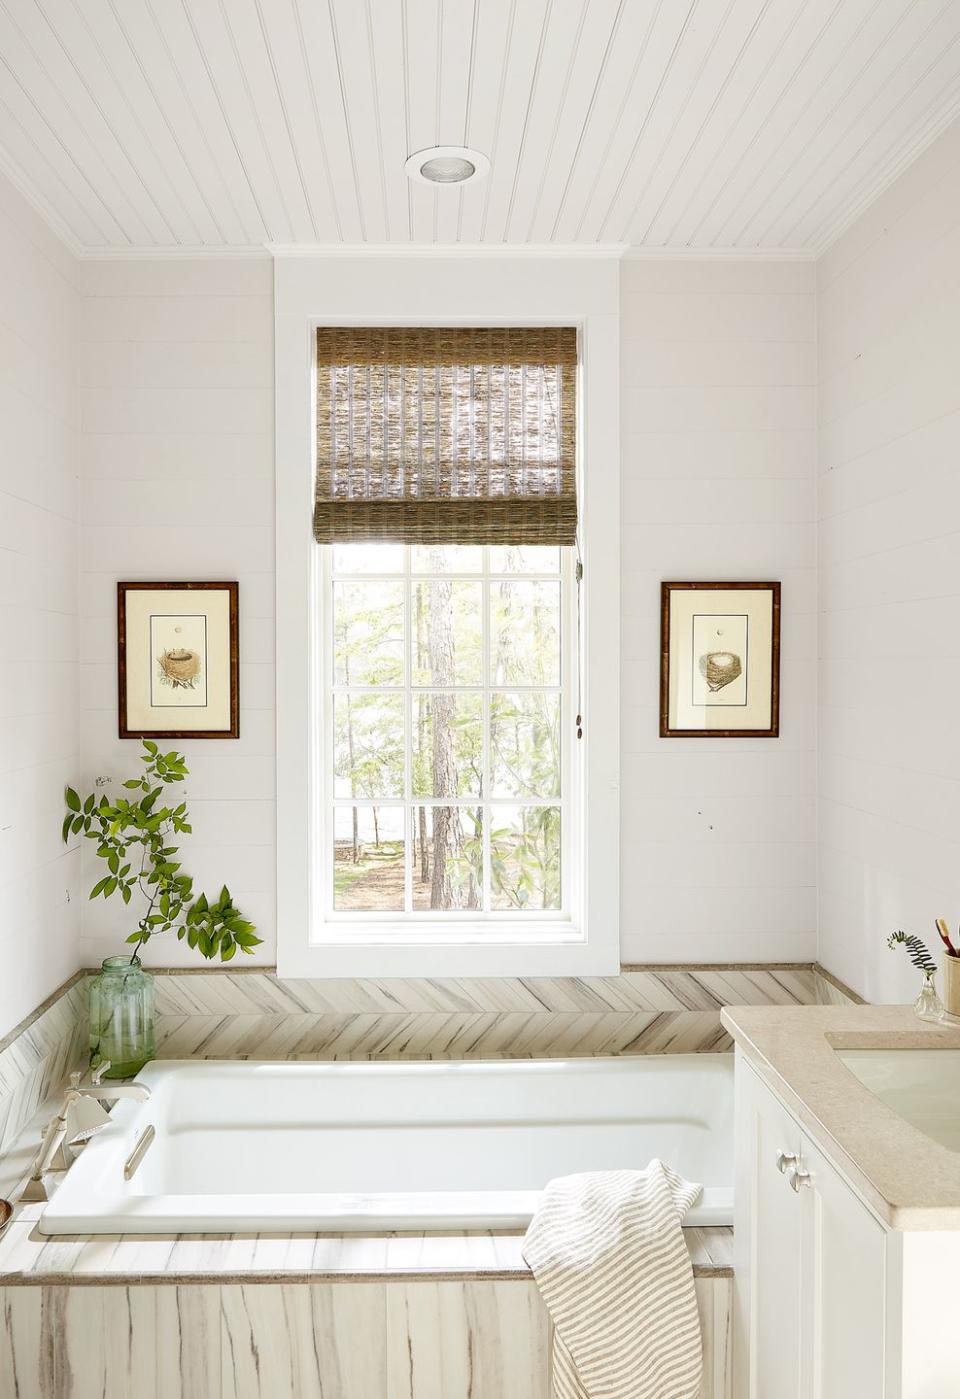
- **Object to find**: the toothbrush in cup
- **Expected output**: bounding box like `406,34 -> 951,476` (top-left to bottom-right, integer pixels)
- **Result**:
935,918 -> 957,957
936,919 -> 960,1019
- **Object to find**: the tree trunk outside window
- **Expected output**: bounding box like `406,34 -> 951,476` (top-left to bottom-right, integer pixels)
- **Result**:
427,569 -> 459,908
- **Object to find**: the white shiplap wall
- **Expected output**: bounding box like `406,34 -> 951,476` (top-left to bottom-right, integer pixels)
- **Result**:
77,256 -> 276,966
0,170 -> 80,1035
620,257 -> 818,963
817,121 -> 960,1003
75,251 -> 820,970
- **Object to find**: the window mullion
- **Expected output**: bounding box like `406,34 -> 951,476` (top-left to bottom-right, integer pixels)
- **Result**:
561,547 -> 573,920
404,547 -> 412,916
323,546 -> 333,923
482,546 -> 491,914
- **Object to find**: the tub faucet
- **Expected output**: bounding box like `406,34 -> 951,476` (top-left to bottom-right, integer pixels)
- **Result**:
74,1060 -> 153,1103
20,1062 -> 151,1203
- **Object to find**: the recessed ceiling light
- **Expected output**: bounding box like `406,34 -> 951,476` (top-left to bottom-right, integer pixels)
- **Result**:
404,145 -> 489,187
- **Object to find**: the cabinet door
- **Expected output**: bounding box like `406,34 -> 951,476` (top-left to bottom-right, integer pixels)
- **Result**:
799,1134 -> 887,1399
735,1059 -> 804,1399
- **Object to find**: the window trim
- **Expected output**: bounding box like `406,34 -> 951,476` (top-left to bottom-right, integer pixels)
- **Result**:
275,253 -> 620,978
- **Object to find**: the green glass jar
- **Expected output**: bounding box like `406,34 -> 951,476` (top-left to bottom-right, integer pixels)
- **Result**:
88,956 -> 156,1078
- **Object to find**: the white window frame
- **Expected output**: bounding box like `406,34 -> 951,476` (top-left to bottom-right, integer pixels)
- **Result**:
321,544 -> 578,936
275,252 -> 620,977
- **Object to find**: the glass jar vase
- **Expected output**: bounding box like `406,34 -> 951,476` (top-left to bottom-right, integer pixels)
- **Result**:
88,956 -> 156,1078
914,967 -> 945,1024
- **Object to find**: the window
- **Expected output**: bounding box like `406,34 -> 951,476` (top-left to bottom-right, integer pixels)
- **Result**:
322,542 -> 576,931
274,264 -> 619,978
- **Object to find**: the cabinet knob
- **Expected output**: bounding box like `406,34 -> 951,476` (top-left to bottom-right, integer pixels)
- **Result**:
787,1165 -> 811,1192
776,1150 -> 798,1174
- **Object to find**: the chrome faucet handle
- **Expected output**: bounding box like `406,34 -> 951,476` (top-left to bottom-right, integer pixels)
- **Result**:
91,1060 -> 112,1086
82,1081 -> 151,1103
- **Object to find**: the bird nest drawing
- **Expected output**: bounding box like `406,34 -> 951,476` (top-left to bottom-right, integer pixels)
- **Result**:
698,650 -> 742,692
158,647 -> 202,690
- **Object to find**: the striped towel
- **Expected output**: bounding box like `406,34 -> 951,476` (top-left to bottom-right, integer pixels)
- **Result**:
522,1161 -> 703,1399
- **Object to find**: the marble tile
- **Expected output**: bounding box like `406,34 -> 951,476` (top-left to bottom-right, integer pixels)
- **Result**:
685,1227 -> 734,1275
0,975 -> 85,1063
0,976 -> 87,1164
152,1008 -> 738,1059
0,1217 -> 732,1285
156,1288 -> 223,1399
386,1280 -> 551,1399
2,1284 -> 222,1399
813,967 -> 863,1006
148,967 -> 820,1019
54,1286 -> 150,1398
144,966 -> 821,1061
2,1276 -> 730,1398
385,1231 -> 502,1276
695,1278 -> 733,1399
51,1285 -> 221,1399
0,1285 -> 50,1398
220,1283 -> 386,1399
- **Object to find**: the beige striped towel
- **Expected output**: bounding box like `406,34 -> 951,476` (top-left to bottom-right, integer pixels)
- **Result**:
522,1161 -> 703,1399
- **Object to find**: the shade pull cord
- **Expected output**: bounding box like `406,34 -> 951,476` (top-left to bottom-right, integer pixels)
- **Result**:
575,544 -> 584,741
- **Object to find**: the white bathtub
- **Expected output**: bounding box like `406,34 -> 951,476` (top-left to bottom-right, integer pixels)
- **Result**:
40,1055 -> 733,1235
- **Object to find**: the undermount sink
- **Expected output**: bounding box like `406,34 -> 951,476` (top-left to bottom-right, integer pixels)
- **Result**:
837,1048 -> 960,1153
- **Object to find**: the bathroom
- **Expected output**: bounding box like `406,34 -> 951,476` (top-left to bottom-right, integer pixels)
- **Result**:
2,2 -> 960,1395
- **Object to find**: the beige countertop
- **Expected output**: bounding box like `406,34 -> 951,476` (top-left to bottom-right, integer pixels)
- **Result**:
721,1002 -> 960,1230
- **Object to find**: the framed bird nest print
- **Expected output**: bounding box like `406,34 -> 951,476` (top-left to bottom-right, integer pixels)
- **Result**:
117,582 -> 239,740
660,581 -> 780,738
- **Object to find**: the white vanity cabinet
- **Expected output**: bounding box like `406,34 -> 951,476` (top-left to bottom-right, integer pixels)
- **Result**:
734,1051 -> 887,1399
727,1005 -> 960,1399
738,1068 -> 804,1399
798,1130 -> 886,1399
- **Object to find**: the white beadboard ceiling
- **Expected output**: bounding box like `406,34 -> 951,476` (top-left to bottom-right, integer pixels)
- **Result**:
1,0 -> 960,256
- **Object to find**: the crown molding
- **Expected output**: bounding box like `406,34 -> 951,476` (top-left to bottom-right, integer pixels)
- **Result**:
0,146 -> 83,259
265,241 -> 630,259
619,246 -> 816,261
810,92 -> 960,259
74,240 -> 817,261
77,244 -> 272,260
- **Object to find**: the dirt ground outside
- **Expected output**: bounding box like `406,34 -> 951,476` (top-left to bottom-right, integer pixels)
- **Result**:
333,838 -> 473,912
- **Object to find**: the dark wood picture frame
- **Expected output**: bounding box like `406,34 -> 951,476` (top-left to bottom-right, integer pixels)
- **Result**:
118,581 -> 239,740
660,580 -> 780,738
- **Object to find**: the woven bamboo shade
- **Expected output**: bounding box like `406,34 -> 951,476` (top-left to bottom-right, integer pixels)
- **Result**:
314,326 -> 578,545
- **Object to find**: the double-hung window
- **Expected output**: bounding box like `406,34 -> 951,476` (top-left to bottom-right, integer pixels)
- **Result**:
313,327 -> 578,944
275,303 -> 618,979
324,541 -> 574,929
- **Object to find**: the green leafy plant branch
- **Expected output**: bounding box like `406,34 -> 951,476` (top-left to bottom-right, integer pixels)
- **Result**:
63,740 -> 260,963
887,930 -> 938,973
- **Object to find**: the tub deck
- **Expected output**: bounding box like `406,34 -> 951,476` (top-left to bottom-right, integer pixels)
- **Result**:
0,1192 -> 733,1284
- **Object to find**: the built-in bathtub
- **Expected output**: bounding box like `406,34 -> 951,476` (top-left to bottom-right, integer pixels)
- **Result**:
40,1054 -> 733,1235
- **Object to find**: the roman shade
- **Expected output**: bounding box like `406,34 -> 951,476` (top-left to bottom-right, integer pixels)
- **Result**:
314,326 -> 578,545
